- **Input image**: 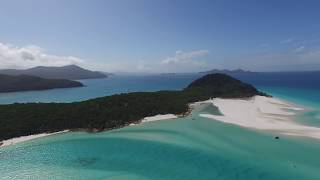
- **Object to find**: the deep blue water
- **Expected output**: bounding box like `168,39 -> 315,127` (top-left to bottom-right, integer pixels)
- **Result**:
0,75 -> 200,104
1,73 -> 319,105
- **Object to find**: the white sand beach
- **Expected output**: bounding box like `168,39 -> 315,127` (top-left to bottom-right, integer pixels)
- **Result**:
1,114 -> 179,147
0,130 -> 69,147
199,96 -> 320,140
142,114 -> 178,123
2,95 -> 319,147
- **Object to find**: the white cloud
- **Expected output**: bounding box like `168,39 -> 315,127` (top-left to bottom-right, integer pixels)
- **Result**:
161,50 -> 209,66
280,38 -> 294,44
293,46 -> 305,53
0,42 -> 84,69
0,43 -> 213,73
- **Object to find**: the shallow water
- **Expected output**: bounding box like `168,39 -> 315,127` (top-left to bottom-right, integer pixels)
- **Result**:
1,104 -> 320,179
258,86 -> 320,127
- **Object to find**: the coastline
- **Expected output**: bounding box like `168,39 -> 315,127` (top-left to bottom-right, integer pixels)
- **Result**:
0,130 -> 69,147
199,95 -> 320,140
2,95 -> 320,148
141,114 -> 178,123
0,114 -> 180,147
129,114 -> 178,126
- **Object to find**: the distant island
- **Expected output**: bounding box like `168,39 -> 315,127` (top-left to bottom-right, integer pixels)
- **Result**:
0,73 -> 266,141
0,65 -> 107,80
199,69 -> 255,75
0,74 -> 83,93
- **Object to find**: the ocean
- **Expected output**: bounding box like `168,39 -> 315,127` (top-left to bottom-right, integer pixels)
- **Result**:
0,75 -> 199,104
0,74 -> 320,179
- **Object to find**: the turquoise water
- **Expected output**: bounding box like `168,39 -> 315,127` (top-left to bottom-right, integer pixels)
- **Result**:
258,86 -> 320,127
1,75 -> 320,179
1,104 -> 320,179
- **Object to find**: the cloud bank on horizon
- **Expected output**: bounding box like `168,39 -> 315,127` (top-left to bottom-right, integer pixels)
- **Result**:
1,40 -> 320,73
0,41 -> 212,73
0,42 -> 83,69
1,1 -> 320,73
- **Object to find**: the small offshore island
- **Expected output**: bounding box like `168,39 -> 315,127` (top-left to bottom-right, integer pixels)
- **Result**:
0,73 -> 267,143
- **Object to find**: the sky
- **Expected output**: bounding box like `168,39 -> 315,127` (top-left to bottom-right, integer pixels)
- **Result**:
0,0 -> 320,73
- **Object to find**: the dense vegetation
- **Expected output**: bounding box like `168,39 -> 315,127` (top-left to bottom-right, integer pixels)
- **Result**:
0,73 -> 266,141
0,65 -> 107,80
187,73 -> 268,98
0,74 -> 83,93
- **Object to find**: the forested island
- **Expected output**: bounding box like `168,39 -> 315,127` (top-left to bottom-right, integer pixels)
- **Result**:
0,73 -> 267,141
0,74 -> 83,93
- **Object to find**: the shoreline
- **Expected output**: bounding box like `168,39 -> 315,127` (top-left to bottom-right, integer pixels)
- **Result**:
2,95 -> 319,147
141,114 -> 178,123
199,95 -> 320,140
0,130 -> 69,148
129,114 -> 178,126
0,114 -> 181,148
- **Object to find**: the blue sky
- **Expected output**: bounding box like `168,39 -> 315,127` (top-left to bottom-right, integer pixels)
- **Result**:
0,0 -> 320,73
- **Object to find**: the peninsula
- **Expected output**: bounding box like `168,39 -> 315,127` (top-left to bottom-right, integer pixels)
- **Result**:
0,73 -> 265,141
0,74 -> 83,93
